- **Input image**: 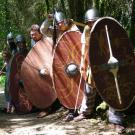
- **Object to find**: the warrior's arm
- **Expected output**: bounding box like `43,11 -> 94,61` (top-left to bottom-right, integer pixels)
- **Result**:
80,26 -> 87,71
40,19 -> 50,35
40,16 -> 53,37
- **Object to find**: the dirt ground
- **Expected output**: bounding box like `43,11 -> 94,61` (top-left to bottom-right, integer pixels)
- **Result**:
0,89 -> 135,135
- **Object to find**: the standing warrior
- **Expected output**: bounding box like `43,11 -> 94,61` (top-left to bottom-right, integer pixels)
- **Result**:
53,11 -> 80,122
5,32 -> 17,113
27,23 -> 60,118
9,34 -> 33,114
74,8 -> 99,121
0,50 -> 12,113
74,8 -> 127,134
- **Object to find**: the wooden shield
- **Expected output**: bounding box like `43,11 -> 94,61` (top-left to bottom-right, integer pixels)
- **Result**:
21,38 -> 57,109
53,31 -> 84,109
9,52 -> 33,113
89,17 -> 135,111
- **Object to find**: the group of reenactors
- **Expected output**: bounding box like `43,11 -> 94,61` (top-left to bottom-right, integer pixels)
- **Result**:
0,7 -> 135,134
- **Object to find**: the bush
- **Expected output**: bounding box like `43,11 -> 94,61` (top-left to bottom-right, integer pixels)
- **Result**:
0,75 -> 6,87
0,52 -> 5,88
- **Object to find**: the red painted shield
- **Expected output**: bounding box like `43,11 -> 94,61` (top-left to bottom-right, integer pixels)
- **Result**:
53,31 -> 84,109
21,38 -> 57,109
9,52 -> 33,113
89,17 -> 135,111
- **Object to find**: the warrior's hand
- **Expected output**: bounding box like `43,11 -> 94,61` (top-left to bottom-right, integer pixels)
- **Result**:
80,63 -> 85,73
48,14 -> 54,20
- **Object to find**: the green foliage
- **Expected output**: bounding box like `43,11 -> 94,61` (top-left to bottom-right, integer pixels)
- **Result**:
96,101 -> 108,111
0,0 -> 135,51
0,52 -> 4,70
0,75 -> 6,87
0,0 -> 8,50
96,101 -> 108,120
0,52 -> 5,87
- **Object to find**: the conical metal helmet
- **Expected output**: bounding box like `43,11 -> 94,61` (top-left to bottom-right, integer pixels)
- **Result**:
85,8 -> 99,22
54,11 -> 66,23
7,32 -> 14,40
16,34 -> 26,44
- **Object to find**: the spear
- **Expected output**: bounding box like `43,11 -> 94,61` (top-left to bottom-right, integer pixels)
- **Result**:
74,28 -> 86,112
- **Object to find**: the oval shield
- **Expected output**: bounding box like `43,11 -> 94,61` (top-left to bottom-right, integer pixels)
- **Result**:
53,31 -> 84,109
21,37 -> 57,109
89,17 -> 135,111
9,52 -> 33,113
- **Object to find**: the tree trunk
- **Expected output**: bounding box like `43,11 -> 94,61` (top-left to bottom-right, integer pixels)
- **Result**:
130,0 -> 135,46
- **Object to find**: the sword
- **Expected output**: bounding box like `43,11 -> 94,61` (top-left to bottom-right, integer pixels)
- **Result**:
105,25 -> 122,104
